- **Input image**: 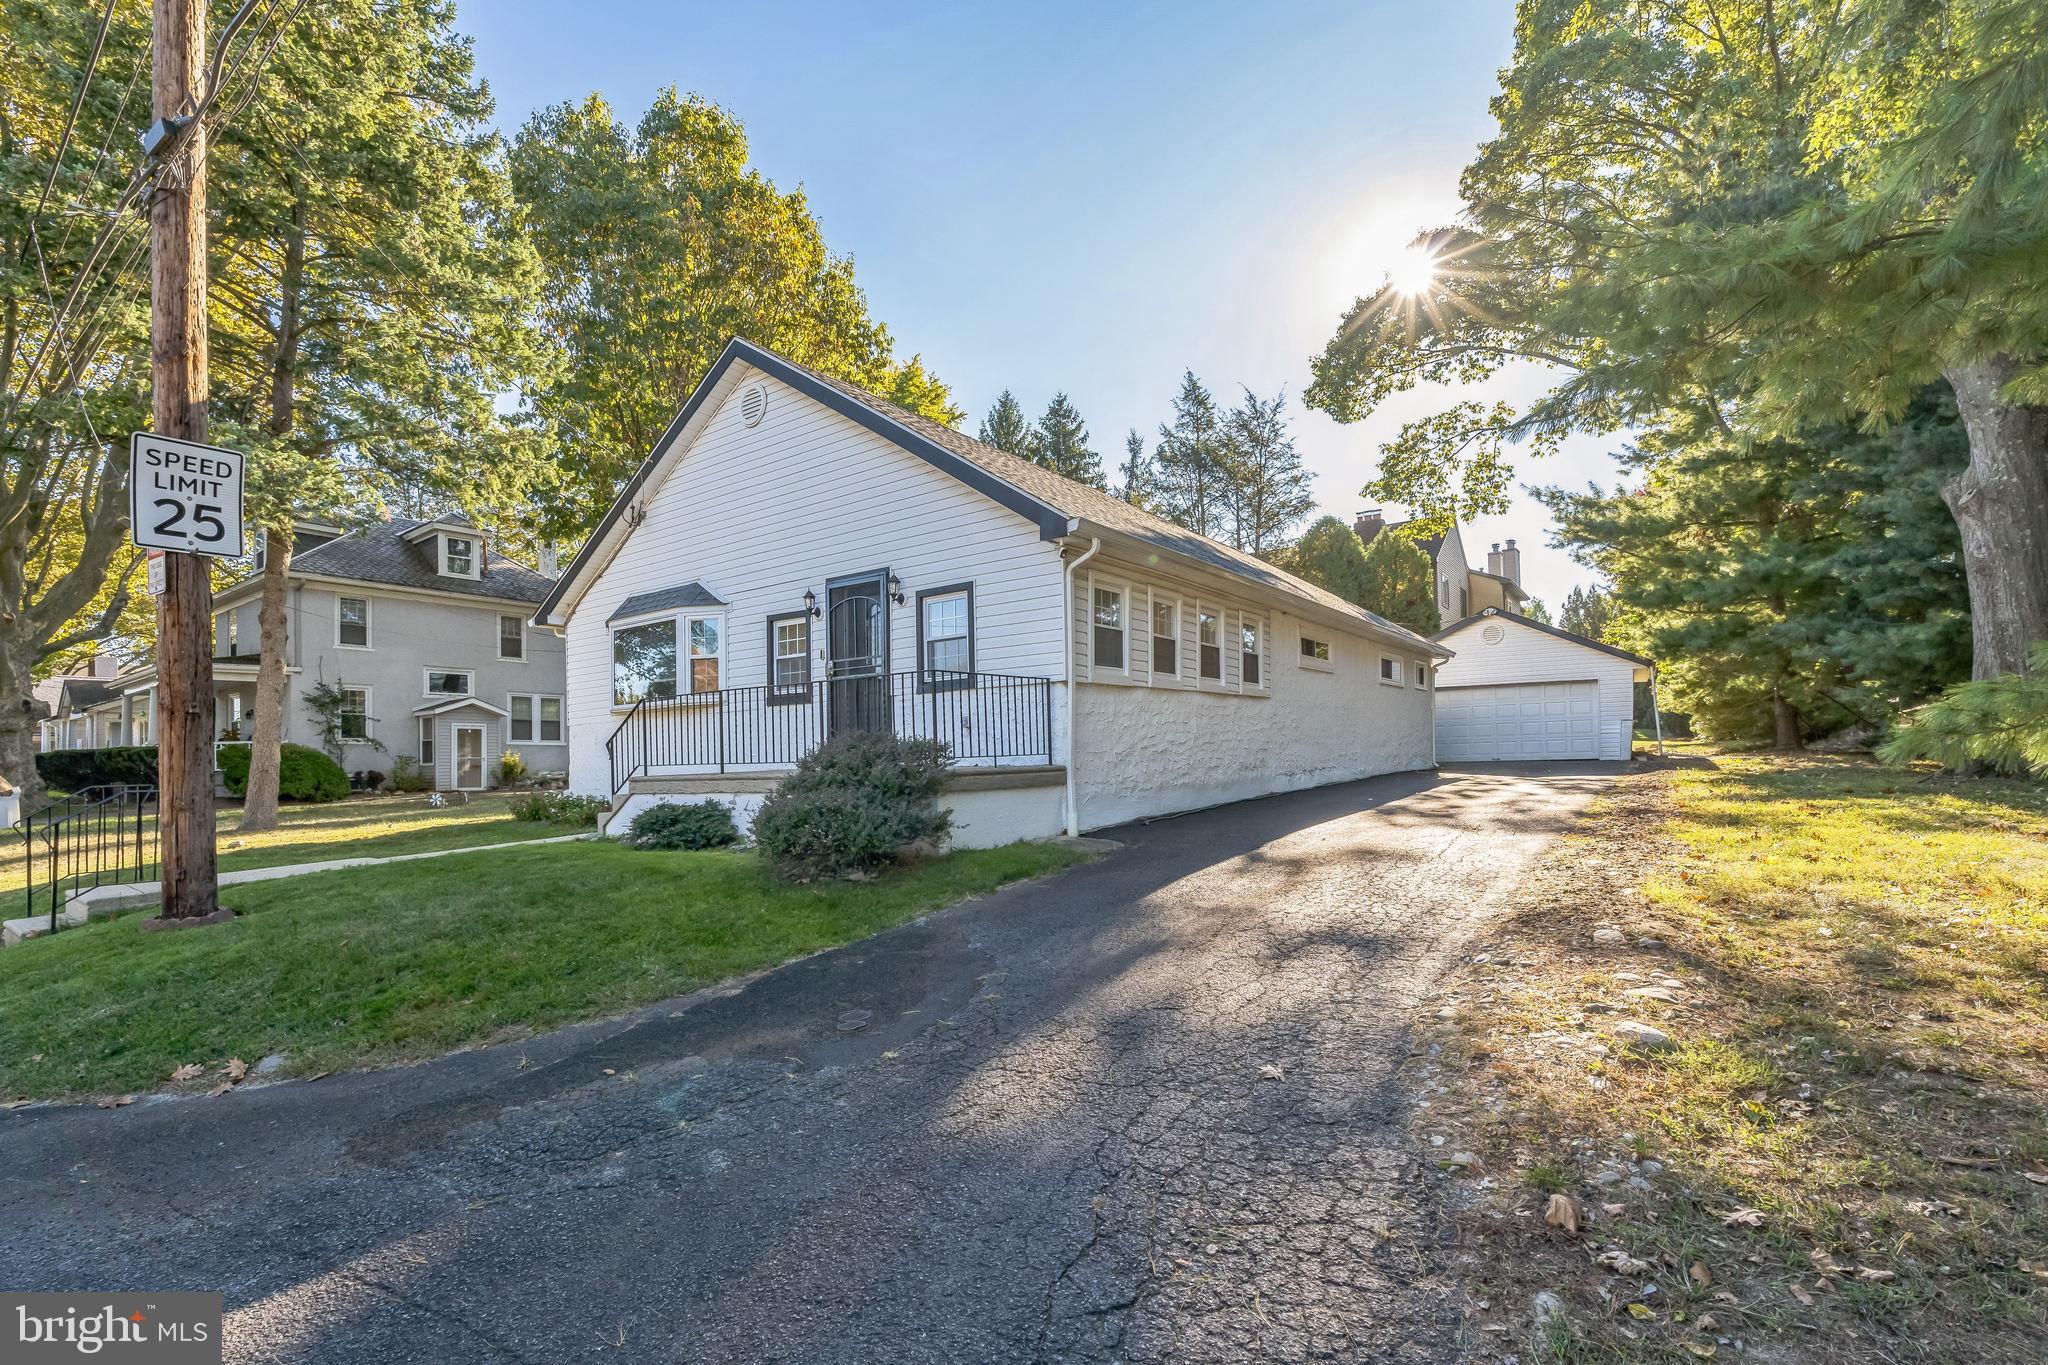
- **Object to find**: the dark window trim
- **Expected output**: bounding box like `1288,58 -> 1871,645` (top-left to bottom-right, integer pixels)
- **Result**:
765,611 -> 812,705
915,582 -> 975,692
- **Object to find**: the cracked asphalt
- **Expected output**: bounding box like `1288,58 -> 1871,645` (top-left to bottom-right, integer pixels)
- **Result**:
0,764 -> 1614,1363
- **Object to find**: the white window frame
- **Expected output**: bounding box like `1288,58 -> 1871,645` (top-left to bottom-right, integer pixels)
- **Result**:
684,612 -> 725,696
440,534 -> 479,579
336,594 -> 372,650
419,716 -> 436,769
506,692 -> 564,744
1298,634 -> 1333,672
767,612 -> 812,700
1149,594 -> 1179,681
1414,660 -> 1430,689
1239,615 -> 1265,691
338,685 -> 372,742
1089,575 -> 1128,676
917,585 -> 974,686
498,614 -> 526,661
1379,655 -> 1405,687
1196,604 -> 1223,683
422,666 -> 472,697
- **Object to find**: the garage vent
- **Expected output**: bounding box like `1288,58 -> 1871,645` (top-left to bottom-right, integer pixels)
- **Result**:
739,384 -> 768,427
1483,623 -> 1505,644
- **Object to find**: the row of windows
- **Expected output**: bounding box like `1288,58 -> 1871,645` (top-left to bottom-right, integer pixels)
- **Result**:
332,595 -> 528,662
1089,579 -> 1263,688
334,688 -> 563,745
611,584 -> 977,706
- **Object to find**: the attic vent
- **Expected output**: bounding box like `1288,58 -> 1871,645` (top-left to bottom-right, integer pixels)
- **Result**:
1482,623 -> 1506,645
739,384 -> 768,427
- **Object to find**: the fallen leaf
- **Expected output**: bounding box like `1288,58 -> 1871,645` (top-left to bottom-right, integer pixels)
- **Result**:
1855,1267 -> 1896,1284
1711,1292 -> 1738,1306
1626,1302 -> 1654,1320
2022,1171 -> 2048,1186
1789,1283 -> 1814,1307
1258,1063 -> 1286,1081
206,1083 -> 231,1098
95,1095 -> 134,1109
3,1099 -> 33,1110
1545,1193 -> 1583,1236
170,1063 -> 203,1082
602,1068 -> 617,1076
1695,1313 -> 1719,1332
223,1058 -> 248,1082
1689,1261 -> 1713,1288
1602,1202 -> 1626,1216
1721,1207 -> 1766,1229
305,1072 -> 330,1083
1597,1248 -> 1653,1276
1683,1343 -> 1717,1360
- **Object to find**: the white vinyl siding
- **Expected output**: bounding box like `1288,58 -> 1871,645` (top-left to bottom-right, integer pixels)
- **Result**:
1432,614 -> 1645,761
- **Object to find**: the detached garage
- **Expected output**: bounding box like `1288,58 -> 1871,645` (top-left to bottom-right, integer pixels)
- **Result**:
1431,608 -> 1658,763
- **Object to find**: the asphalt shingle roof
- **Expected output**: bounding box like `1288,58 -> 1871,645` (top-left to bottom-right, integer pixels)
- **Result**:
608,581 -> 727,624
274,519 -> 556,604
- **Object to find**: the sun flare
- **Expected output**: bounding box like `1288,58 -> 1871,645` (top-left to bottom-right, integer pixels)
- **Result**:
1386,245 -> 1439,296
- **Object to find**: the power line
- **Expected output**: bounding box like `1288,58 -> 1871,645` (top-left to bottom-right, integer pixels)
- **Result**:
30,0 -> 120,222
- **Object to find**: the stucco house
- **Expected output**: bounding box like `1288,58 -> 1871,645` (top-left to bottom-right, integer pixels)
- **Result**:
79,516 -> 569,791
1354,511 -> 1530,622
534,338 -> 1450,843
1430,607 -> 1658,762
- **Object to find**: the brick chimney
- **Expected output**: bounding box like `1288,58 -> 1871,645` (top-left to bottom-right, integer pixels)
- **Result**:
1354,508 -> 1386,546
1486,542 -> 1504,576
537,545 -> 560,578
1501,538 -> 1522,586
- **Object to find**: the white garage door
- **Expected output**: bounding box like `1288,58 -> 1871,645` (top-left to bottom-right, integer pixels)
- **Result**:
1435,680 -> 1600,761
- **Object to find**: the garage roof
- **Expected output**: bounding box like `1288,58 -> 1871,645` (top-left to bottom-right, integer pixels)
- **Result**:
1432,607 -> 1654,671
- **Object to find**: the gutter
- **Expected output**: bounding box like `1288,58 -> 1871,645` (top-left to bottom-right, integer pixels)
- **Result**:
1060,534 -> 1100,837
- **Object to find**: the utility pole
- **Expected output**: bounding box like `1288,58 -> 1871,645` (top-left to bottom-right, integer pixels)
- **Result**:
149,0 -> 220,921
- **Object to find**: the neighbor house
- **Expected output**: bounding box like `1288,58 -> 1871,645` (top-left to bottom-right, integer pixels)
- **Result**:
535,338 -> 1450,843
1430,607 -> 1657,762
80,516 -> 569,791
1354,511 -> 1530,622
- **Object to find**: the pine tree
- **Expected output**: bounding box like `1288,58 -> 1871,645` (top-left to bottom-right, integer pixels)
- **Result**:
1153,372 -> 1228,538
1559,585 -> 1615,640
978,390 -> 1031,456
1027,393 -> 1106,488
1357,532 -> 1441,635
1524,598 -> 1552,624
1288,517 -> 1374,606
1117,429 -> 1155,508
1220,387 -> 1315,557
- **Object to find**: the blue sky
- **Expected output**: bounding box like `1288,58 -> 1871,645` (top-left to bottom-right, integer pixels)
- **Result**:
461,0 -> 1622,610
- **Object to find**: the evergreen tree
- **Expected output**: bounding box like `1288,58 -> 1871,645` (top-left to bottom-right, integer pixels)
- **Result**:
977,390 -> 1031,456
1153,371 -> 1228,538
1288,517 -> 1375,607
1117,429 -> 1155,508
1358,532 -> 1441,635
1559,585 -> 1615,641
1524,598 -> 1552,625
1220,387 -> 1315,557
1027,393 -> 1106,488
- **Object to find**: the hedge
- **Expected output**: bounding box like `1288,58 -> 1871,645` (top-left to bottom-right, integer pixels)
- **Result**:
34,745 -> 158,791
216,743 -> 349,802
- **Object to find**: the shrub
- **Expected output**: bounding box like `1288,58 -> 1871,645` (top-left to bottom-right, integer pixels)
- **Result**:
498,748 -> 527,787
753,732 -> 952,880
218,743 -> 349,802
35,745 -> 158,791
627,800 -> 739,851
389,755 -> 433,793
507,791 -> 606,826
1878,641 -> 2048,775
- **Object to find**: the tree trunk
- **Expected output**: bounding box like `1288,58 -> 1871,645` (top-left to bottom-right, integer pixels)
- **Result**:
236,531 -> 292,831
1942,357 -> 2048,679
1772,687 -> 1803,751
0,649 -> 47,813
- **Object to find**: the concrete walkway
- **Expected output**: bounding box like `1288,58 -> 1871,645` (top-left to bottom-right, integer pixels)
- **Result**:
1,831 -> 594,945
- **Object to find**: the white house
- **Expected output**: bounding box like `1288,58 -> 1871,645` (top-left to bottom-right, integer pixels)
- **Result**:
534,338 -> 1450,843
1430,607 -> 1657,762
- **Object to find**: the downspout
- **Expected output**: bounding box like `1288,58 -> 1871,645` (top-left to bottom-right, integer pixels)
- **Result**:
1061,535 -> 1101,837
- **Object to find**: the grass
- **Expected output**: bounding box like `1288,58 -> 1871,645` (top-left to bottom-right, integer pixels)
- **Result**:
0,837 -> 1089,1100
1411,750 -> 2047,1364
0,793 -> 575,919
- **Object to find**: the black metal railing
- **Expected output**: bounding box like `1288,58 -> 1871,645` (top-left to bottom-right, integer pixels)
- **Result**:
605,671 -> 1056,795
17,784 -> 159,935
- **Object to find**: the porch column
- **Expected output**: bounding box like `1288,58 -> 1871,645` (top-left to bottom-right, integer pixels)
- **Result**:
120,693 -> 134,745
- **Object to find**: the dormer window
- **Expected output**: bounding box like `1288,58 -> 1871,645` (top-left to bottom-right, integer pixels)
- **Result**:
441,535 -> 477,578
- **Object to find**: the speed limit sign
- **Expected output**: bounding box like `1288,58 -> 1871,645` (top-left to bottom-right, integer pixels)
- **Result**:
129,432 -> 245,556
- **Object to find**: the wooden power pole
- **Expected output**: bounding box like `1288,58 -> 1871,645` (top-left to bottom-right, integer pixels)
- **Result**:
150,0 -> 220,920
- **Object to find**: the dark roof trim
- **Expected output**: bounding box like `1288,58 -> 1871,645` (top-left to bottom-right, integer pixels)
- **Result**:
534,339 -> 1070,625
1430,606 -> 1654,670
607,581 -> 728,623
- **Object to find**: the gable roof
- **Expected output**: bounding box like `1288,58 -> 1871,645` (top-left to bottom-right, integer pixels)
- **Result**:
539,338 -> 1444,655
1432,606 -> 1654,670
1471,568 -> 1529,601
231,518 -> 556,605
58,676 -> 119,712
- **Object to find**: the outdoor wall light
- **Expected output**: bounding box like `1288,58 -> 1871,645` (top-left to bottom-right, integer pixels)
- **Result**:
887,573 -> 906,605
803,589 -> 820,618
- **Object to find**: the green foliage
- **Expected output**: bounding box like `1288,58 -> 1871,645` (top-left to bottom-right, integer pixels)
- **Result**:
389,755 -> 433,794
1879,642 -> 2048,775
627,800 -> 739,851
1220,387 -> 1314,557
218,744 -> 348,803
1559,586 -> 1616,642
1027,393 -> 1106,489
1358,532 -> 1442,635
1539,395 -> 1971,742
1152,371 -> 1230,539
498,749 -> 527,787
507,792 -> 606,827
1523,598 -> 1552,625
977,391 -> 1032,456
508,88 -> 960,539
33,746 -> 158,792
1116,429 -> 1155,508
1287,516 -> 1375,606
753,732 -> 953,881
301,680 -> 382,762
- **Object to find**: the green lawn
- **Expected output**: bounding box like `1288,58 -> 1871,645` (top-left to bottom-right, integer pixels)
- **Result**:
0,793 -> 574,919
0,837 -> 1090,1100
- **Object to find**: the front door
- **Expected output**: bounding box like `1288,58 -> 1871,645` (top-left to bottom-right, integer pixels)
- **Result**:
826,576 -> 888,738
454,725 -> 486,790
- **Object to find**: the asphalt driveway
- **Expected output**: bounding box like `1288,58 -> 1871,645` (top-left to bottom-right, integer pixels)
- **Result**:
0,764 -> 1615,1363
